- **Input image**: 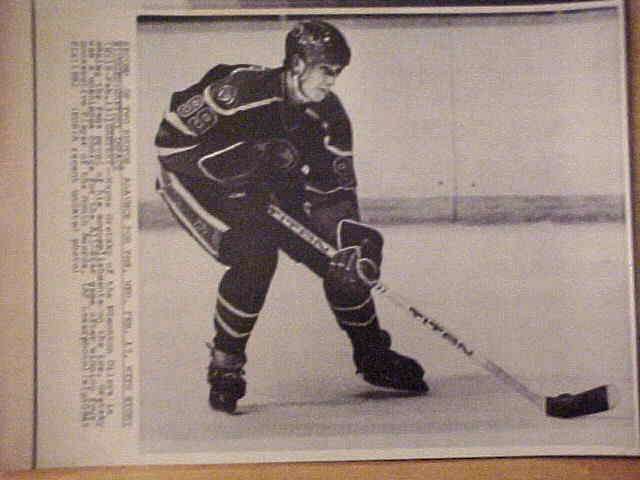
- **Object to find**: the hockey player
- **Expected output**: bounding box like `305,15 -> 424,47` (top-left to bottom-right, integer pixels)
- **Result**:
155,19 -> 428,413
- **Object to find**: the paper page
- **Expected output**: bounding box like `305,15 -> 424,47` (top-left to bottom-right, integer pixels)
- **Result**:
33,0 -> 639,467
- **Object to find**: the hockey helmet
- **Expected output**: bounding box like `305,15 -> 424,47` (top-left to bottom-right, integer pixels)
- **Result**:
285,20 -> 351,68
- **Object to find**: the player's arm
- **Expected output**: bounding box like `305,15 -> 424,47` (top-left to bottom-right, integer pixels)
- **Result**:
313,95 -> 385,296
305,95 -> 362,241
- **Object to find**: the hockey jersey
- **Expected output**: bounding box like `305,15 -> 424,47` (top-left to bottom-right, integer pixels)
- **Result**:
155,64 -> 357,201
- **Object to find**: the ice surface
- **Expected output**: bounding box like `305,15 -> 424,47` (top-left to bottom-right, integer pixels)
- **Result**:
139,222 -> 637,458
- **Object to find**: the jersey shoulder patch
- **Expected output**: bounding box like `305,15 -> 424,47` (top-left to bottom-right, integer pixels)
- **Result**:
204,65 -> 282,115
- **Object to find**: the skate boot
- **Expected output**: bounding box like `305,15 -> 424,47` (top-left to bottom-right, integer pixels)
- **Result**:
207,348 -> 247,414
353,330 -> 428,393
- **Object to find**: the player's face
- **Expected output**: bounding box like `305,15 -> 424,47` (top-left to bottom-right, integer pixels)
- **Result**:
298,62 -> 343,102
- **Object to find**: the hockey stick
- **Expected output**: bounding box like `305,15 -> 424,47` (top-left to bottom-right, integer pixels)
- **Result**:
267,203 -> 618,418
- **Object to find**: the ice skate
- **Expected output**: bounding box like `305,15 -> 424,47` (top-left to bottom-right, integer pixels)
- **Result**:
353,330 -> 428,393
207,348 -> 247,414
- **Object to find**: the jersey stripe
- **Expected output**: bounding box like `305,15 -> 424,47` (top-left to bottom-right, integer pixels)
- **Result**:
214,313 -> 252,339
217,293 -> 259,318
203,84 -> 282,116
156,144 -> 199,157
157,188 -> 221,259
305,184 -> 355,195
163,170 -> 229,233
304,108 -> 320,120
338,313 -> 377,328
323,136 -> 352,157
197,141 -> 246,181
330,295 -> 373,312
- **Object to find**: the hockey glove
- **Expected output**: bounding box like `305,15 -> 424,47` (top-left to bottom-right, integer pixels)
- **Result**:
325,245 -> 376,302
325,220 -> 384,302
337,219 -> 383,277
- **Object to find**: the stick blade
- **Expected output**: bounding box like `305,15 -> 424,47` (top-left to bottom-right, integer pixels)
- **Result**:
545,385 -> 618,418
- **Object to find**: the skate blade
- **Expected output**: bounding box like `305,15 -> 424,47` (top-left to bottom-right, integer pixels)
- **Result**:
361,373 -> 430,395
210,393 -> 239,414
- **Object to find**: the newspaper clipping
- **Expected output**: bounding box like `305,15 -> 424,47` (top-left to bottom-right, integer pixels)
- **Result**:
34,0 -> 639,468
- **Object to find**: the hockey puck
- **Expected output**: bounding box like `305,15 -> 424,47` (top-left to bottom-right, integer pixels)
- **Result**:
545,384 -> 619,418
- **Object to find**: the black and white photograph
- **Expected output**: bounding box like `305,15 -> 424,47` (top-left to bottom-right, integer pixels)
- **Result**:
135,3 -> 638,462
5,0 -> 640,475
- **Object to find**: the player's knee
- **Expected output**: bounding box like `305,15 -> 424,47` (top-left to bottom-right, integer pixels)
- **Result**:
220,252 -> 277,313
246,250 -> 278,283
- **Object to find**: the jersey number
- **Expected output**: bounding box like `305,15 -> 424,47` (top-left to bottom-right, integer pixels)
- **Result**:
177,94 -> 218,135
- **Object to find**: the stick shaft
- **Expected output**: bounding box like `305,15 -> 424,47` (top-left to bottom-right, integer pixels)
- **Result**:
373,283 -> 544,408
267,204 -> 545,410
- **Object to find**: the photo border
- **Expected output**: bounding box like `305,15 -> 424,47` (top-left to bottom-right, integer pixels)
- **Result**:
2,0 -> 640,476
